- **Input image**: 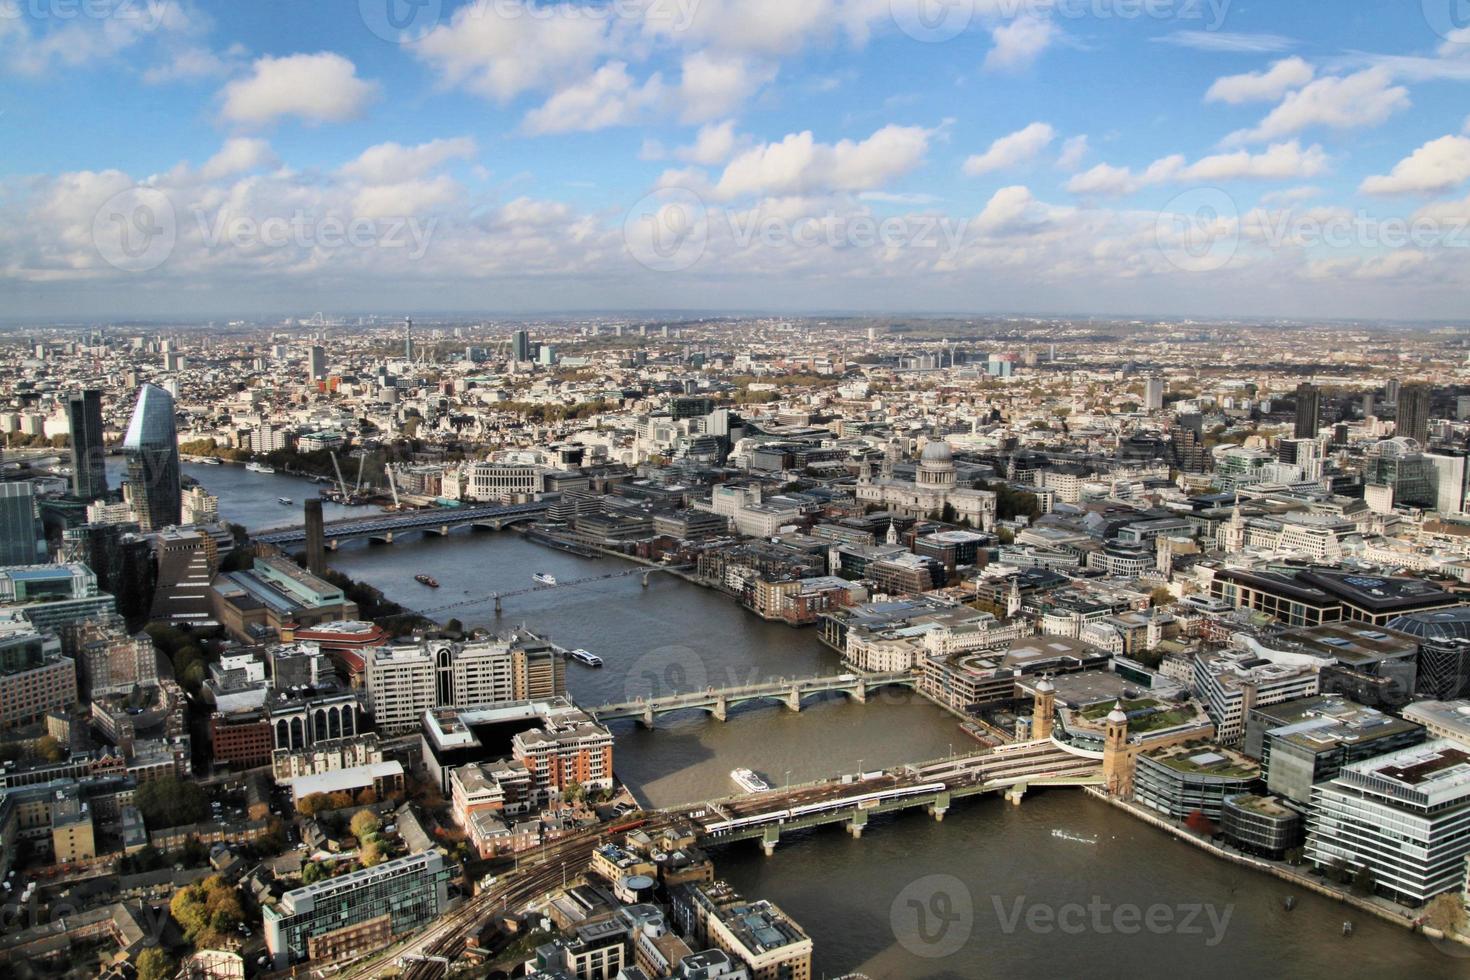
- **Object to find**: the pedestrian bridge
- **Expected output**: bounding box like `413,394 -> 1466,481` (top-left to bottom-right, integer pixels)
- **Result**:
253,502 -> 547,548
586,671 -> 917,728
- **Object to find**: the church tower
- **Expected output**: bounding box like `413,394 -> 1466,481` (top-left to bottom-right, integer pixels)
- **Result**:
1006,576 -> 1022,618
1221,497 -> 1245,553
1032,677 -> 1055,741
1102,702 -> 1135,799
886,520 -> 900,546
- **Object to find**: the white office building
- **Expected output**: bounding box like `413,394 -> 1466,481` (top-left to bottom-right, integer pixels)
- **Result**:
1306,740 -> 1470,905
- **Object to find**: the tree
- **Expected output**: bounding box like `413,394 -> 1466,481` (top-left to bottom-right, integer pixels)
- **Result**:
1149,587 -> 1173,608
296,793 -> 329,817
135,778 -> 208,829
1425,893 -> 1467,936
136,948 -> 173,980
355,787 -> 379,807
302,862 -> 326,885
170,876 -> 243,945
33,735 -> 65,762
360,840 -> 386,867
1351,866 -> 1378,897
350,810 -> 381,840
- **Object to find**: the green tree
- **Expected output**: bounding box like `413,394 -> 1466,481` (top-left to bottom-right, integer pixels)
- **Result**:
136,947 -> 173,980
302,862 -> 326,885
135,778 -> 208,828
1149,587 -> 1174,608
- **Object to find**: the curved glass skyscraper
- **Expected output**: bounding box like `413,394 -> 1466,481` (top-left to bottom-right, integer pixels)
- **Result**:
123,383 -> 181,531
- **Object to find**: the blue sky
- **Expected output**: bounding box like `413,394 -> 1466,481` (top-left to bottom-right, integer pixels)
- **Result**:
4,0 -> 1470,320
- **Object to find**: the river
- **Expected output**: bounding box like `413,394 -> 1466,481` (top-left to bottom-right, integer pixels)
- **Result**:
197,469 -> 1467,979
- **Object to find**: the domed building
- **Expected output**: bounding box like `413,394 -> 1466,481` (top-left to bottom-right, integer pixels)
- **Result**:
856,438 -> 997,530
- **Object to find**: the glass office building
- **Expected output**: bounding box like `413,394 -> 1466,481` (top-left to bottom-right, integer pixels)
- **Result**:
263,850 -> 452,969
123,384 -> 181,531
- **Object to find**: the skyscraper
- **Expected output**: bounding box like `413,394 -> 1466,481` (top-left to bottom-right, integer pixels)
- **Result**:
65,389 -> 108,502
512,329 -> 531,363
1143,377 -> 1165,412
123,383 -> 181,531
308,345 -> 326,382
1293,382 -> 1321,440
304,498 -> 326,577
404,317 -> 414,360
0,482 -> 45,565
1398,384 -> 1432,446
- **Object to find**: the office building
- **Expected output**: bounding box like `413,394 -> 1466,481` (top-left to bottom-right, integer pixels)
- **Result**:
304,498 -> 326,576
210,556 -> 358,642
1243,695 -> 1426,807
1220,794 -> 1303,859
0,616 -> 77,731
1133,742 -> 1260,821
511,708 -> 613,801
1294,382 -> 1321,439
1398,383 -> 1432,446
308,345 -> 327,382
1192,650 -> 1321,744
1143,376 -> 1165,412
65,389 -> 108,501
1306,740 -> 1470,905
0,563 -> 116,635
513,329 -> 532,363
0,483 -> 45,566
123,383 -> 182,531
263,850 -> 452,969
1401,700 -> 1470,747
675,882 -> 812,980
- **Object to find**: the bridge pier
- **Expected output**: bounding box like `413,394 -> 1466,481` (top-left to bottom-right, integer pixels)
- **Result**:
327,540 -> 339,551
1005,783 -> 1027,806
848,809 -> 869,838
640,708 -> 656,730
783,687 -> 802,713
369,532 -> 393,545
761,826 -> 779,857
493,595 -> 502,616
711,696 -> 728,723
852,680 -> 867,704
641,572 -> 651,588
929,790 -> 951,822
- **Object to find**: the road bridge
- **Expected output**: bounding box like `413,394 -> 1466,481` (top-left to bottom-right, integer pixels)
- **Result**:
252,502 -> 547,548
586,670 -> 918,727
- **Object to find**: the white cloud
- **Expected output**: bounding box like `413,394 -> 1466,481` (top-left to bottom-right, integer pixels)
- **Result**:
1438,26 -> 1470,59
984,16 -> 1056,72
522,63 -> 667,134
714,124 -> 932,198
1067,141 -> 1329,196
340,138 -> 477,184
963,123 -> 1055,177
676,121 -> 742,165
641,0 -> 845,56
352,176 -> 459,219
1153,31 -> 1294,53
143,43 -> 244,84
201,138 -> 277,180
2,0 -> 195,76
1224,68 -> 1408,145
1360,135 -> 1470,195
220,52 -> 378,125
1056,135 -> 1089,172
1205,57 -> 1314,105
677,51 -> 776,123
413,0 -> 612,103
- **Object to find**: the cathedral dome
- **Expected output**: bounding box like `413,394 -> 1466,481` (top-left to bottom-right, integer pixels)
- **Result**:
920,440 -> 954,464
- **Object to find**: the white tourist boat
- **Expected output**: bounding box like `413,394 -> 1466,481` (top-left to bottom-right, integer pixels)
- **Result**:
533,572 -> 558,586
731,768 -> 772,794
570,649 -> 604,668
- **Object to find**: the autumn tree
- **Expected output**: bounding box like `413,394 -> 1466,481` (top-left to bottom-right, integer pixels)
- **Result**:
136,948 -> 173,980
350,810 -> 381,840
169,876 -> 243,946
1426,893 -> 1467,936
